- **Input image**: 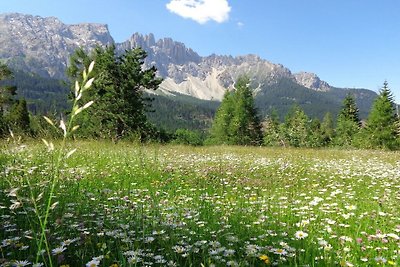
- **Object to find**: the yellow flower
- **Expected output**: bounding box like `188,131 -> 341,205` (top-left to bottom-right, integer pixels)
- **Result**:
259,255 -> 271,264
388,260 -> 396,266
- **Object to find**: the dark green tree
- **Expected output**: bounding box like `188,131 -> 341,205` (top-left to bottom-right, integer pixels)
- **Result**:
361,81 -> 399,149
208,90 -> 235,144
263,109 -> 282,146
0,63 -> 17,135
173,128 -> 203,146
67,46 -> 162,139
320,112 -> 334,146
207,76 -> 263,145
7,99 -> 30,133
229,77 -> 263,145
333,94 -> 360,147
308,118 -> 323,147
282,105 -> 309,147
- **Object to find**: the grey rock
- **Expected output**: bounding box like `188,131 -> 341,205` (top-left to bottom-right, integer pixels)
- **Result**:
0,13 -> 340,100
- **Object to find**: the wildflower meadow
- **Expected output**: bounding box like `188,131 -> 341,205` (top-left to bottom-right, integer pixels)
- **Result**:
1,141 -> 399,266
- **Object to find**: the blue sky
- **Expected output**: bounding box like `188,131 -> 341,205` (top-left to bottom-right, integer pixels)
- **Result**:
2,0 -> 400,102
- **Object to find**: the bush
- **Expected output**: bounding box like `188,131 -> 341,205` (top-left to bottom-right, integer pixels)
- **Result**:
172,129 -> 203,146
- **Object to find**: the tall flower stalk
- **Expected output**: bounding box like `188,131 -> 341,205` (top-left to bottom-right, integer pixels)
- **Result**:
35,61 -> 95,265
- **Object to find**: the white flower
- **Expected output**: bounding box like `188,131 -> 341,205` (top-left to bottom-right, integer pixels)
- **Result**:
51,245 -> 66,255
344,204 -> 357,210
374,256 -> 387,264
86,259 -> 100,267
13,260 -> 31,267
294,230 -> 308,239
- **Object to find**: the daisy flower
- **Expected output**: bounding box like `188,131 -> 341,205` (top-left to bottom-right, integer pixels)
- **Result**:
294,230 -> 308,239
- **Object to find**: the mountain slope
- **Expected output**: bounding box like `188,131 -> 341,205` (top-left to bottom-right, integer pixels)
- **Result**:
0,13 -> 379,123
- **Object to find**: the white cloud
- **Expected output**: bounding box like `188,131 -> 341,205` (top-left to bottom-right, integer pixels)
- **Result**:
166,0 -> 231,24
237,21 -> 244,29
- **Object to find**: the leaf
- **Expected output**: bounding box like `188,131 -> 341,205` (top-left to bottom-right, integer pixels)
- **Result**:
83,78 -> 94,90
7,188 -> 19,197
42,138 -> 49,148
82,100 -> 94,110
50,201 -> 59,210
88,61 -> 95,74
74,80 -> 80,97
74,106 -> 83,116
66,148 -> 77,159
59,119 -> 67,137
43,116 -> 55,127
71,125 -> 80,132
76,92 -> 82,101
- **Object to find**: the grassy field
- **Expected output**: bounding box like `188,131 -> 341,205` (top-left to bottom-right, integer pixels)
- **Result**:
1,140 -> 399,266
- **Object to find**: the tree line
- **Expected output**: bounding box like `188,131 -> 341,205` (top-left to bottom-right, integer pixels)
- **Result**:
1,47 -> 399,149
217,79 -> 399,150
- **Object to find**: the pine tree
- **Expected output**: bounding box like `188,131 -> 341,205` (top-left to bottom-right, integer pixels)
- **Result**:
208,76 -> 263,145
208,90 -> 235,144
282,105 -> 309,147
0,63 -> 17,135
8,99 -> 30,133
320,112 -> 334,146
333,94 -> 360,147
361,81 -> 398,149
67,46 -> 162,139
229,77 -> 263,145
263,109 -> 282,146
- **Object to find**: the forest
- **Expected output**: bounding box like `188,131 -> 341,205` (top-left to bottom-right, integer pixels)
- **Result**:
0,46 -> 399,149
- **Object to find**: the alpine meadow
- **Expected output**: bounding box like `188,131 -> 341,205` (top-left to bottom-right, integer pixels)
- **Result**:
1,3 -> 400,267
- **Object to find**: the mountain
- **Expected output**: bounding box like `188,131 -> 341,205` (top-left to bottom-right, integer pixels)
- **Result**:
0,13 -> 113,78
0,13 -> 379,126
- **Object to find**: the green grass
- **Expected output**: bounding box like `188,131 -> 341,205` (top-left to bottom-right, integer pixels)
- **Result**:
1,141 -> 399,266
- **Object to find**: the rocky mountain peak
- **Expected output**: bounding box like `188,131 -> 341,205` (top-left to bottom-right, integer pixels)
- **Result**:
0,12 -> 114,78
294,72 -> 331,92
0,13 -> 338,100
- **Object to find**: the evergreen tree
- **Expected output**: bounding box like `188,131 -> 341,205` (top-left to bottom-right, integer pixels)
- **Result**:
308,118 -> 323,147
282,105 -> 309,147
333,94 -> 360,147
320,112 -> 334,146
208,90 -> 235,144
0,63 -> 17,135
263,109 -> 282,146
8,99 -> 30,133
229,77 -> 263,145
361,81 -> 399,149
67,46 -> 162,139
208,76 -> 263,145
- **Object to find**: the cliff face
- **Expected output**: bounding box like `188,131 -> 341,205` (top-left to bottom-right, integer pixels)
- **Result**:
0,13 -> 114,78
0,13 -> 372,102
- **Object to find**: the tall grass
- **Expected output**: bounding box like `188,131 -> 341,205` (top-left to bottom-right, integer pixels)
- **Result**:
1,61 -> 95,267
1,143 -> 399,266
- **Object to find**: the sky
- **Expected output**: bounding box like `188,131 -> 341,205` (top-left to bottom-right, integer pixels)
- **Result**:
2,0 -> 400,102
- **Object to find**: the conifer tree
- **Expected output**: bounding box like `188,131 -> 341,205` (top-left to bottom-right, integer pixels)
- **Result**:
208,76 -> 263,145
208,90 -> 235,144
0,63 -> 17,135
333,94 -> 360,147
8,99 -> 30,133
263,109 -> 282,146
67,46 -> 162,139
282,105 -> 309,147
361,81 -> 399,149
229,77 -> 263,145
320,112 -> 334,146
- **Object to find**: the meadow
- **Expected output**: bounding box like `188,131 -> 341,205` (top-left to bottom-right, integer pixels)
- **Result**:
1,140 -> 399,266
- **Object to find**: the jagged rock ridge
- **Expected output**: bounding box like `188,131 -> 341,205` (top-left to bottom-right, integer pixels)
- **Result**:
0,13 -> 113,78
0,13 -> 371,102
